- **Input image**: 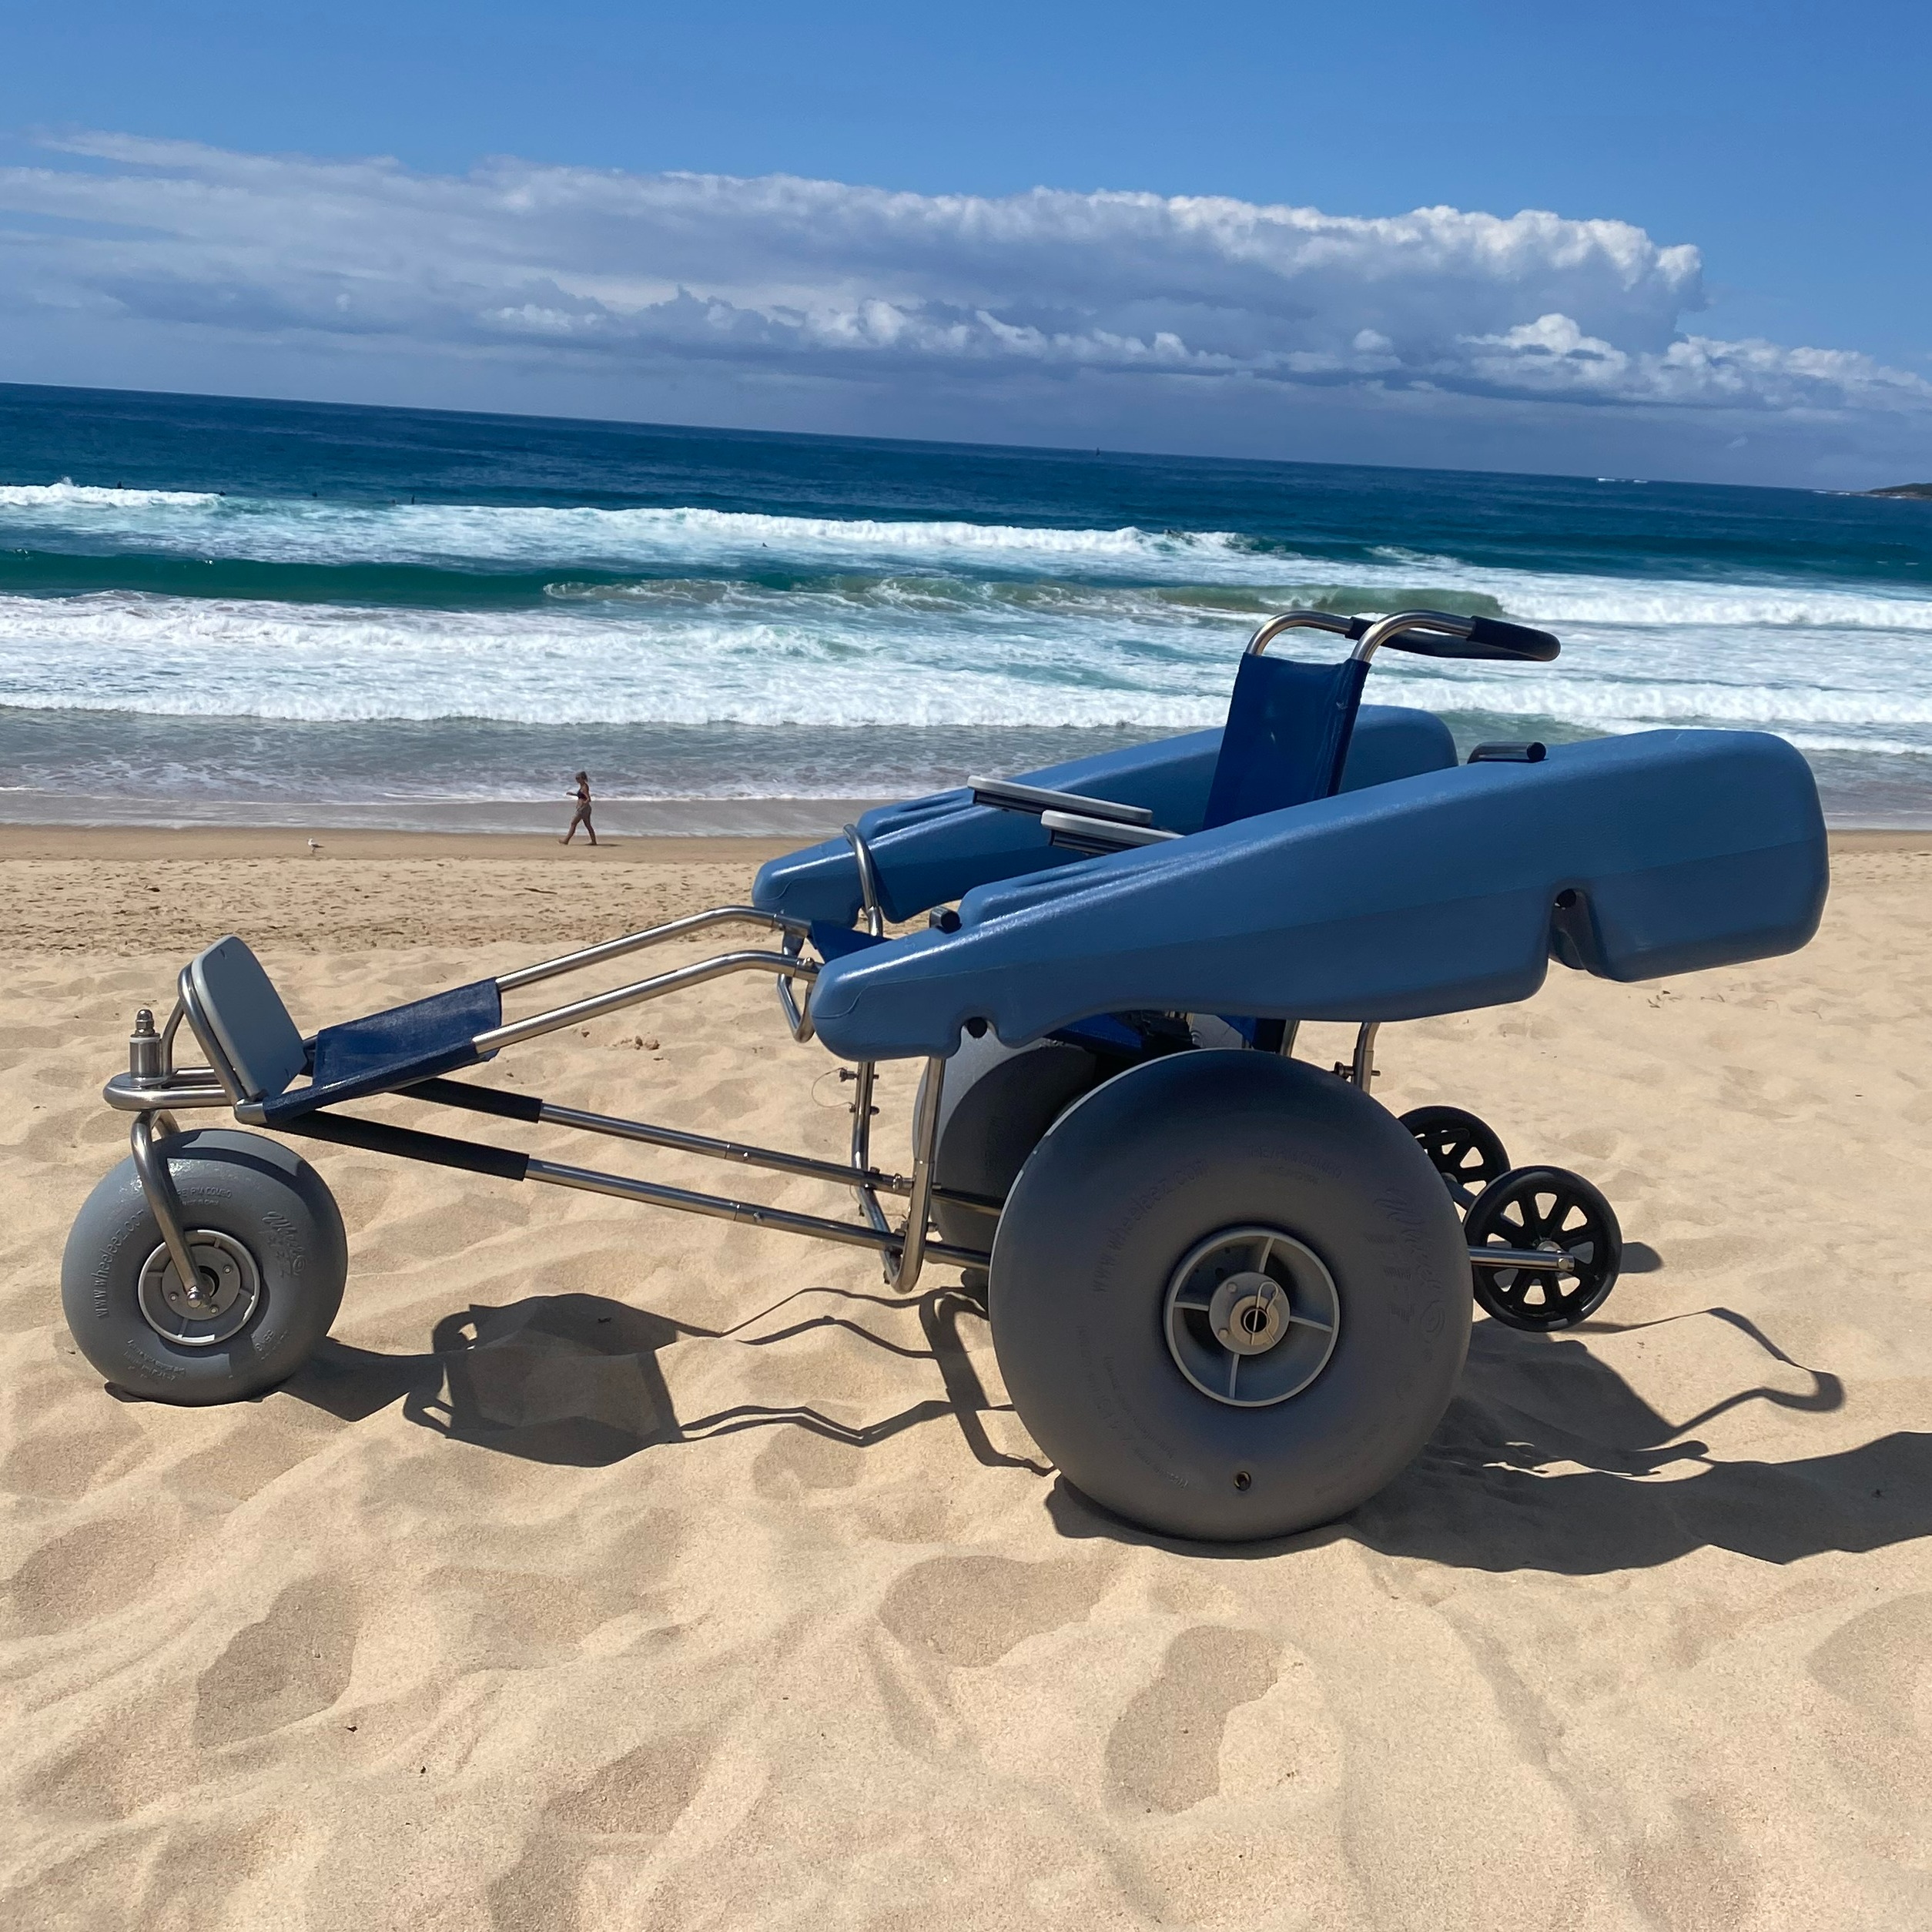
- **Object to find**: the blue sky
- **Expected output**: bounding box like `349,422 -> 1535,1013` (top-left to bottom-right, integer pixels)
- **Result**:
2,1 -> 1927,484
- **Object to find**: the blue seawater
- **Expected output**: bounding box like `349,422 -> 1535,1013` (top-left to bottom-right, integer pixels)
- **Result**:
2,382 -> 1928,829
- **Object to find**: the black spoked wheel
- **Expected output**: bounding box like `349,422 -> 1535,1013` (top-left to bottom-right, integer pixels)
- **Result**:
1465,1164 -> 1622,1331
1399,1105 -> 1512,1214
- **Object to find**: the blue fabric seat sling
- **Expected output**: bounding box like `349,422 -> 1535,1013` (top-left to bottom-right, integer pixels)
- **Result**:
1201,651 -> 1371,826
1048,650 -> 1371,1056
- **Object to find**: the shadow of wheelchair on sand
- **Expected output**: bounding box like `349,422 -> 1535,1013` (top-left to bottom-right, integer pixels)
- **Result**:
1046,1304 -> 1932,1575
286,1282 -> 1927,1578
285,1281 -> 1045,1473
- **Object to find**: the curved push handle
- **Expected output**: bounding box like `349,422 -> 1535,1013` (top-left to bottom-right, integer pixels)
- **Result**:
1246,610 -> 1371,655
1357,609 -> 1559,664
1464,614 -> 1560,661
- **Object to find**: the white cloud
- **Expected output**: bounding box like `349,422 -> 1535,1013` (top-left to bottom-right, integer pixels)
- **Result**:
0,132 -> 1927,473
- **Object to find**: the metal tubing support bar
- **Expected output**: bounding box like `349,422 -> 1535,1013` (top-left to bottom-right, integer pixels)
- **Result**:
849,1059 -> 878,1177
1354,608 -> 1472,665
474,950 -> 816,1053
129,1113 -> 201,1296
524,1157 -> 990,1267
522,1096 -> 1000,1210
847,1059 -> 892,1235
496,906 -> 809,994
158,997 -> 187,1080
104,1073 -> 234,1113
1351,1021 -> 1381,1094
1468,1247 -> 1585,1272
886,1054 -> 946,1296
772,924 -> 817,1043
844,824 -> 885,936
177,963 -> 245,1103
1246,610 -> 1363,655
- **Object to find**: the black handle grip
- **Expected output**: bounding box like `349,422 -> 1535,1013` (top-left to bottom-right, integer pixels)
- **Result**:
1376,612 -> 1560,663
1462,614 -> 1560,661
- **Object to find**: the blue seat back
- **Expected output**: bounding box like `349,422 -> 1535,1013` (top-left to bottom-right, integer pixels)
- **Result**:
1202,653 -> 1370,830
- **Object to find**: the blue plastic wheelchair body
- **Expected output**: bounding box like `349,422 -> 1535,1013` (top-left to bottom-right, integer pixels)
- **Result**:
59,607 -> 1829,1543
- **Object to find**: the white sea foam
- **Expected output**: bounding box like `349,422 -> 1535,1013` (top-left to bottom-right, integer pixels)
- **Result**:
7,486 -> 1932,636
0,480 -> 225,511
5,485 -> 1930,815
3,591 -> 1927,758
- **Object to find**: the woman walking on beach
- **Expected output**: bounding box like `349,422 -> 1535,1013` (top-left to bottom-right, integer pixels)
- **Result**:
561,771 -> 598,846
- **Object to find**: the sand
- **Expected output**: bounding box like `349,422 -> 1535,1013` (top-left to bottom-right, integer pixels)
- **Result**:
2,825 -> 1930,1930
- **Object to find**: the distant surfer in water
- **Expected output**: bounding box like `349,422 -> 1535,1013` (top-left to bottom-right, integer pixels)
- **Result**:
561,771 -> 598,845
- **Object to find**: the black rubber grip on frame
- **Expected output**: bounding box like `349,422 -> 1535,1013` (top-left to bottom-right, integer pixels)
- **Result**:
280,1109 -> 531,1181
1463,614 -> 1560,661
401,1076 -> 546,1123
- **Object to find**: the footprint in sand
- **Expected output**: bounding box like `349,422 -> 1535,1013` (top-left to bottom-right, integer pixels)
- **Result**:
193,1575 -> 357,1746
1626,1793 -> 1755,1931
487,1731 -> 712,1931
2,1510 -> 167,1635
879,1552 -> 1112,1667
0,1374 -> 144,1500
751,1428 -> 864,1498
1105,1624 -> 1281,1813
1807,1591 -> 1932,1778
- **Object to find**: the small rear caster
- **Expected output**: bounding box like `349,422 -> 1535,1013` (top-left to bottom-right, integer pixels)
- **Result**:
1465,1165 -> 1622,1331
1400,1105 -> 1511,1214
61,1129 -> 348,1403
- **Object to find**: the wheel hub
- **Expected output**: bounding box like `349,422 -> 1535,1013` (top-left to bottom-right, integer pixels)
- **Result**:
138,1231 -> 261,1348
1207,1272 -> 1289,1354
1164,1227 -> 1340,1408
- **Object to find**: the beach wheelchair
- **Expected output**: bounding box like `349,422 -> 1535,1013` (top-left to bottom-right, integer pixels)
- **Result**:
60,608 -> 1830,1542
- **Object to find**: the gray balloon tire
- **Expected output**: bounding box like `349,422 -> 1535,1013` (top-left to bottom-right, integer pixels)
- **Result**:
988,1051 -> 1472,1542
60,1128 -> 349,1405
919,1029 -> 1103,1256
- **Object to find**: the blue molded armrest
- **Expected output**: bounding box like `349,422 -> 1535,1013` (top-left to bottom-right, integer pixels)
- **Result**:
804,732 -> 1827,1062
753,705 -> 1457,926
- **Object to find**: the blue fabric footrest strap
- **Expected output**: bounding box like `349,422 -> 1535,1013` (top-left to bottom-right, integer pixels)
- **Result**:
260,979 -> 503,1123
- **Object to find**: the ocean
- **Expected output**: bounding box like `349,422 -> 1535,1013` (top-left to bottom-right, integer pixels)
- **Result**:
2,383 -> 1928,832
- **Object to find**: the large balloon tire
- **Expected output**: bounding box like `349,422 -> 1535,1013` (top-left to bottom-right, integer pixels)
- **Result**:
61,1129 -> 348,1405
989,1052 -> 1471,1542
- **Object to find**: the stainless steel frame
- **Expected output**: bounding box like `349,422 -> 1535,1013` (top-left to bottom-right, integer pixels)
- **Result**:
104,902 -> 976,1298
1244,608 -> 1364,655
1353,609 -> 1485,663
1242,604 -> 1503,668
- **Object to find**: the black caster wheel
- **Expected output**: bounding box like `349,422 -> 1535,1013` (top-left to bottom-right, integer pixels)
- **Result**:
1465,1164 -> 1622,1331
62,1129 -> 348,1403
1399,1105 -> 1512,1214
989,1051 -> 1471,1542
